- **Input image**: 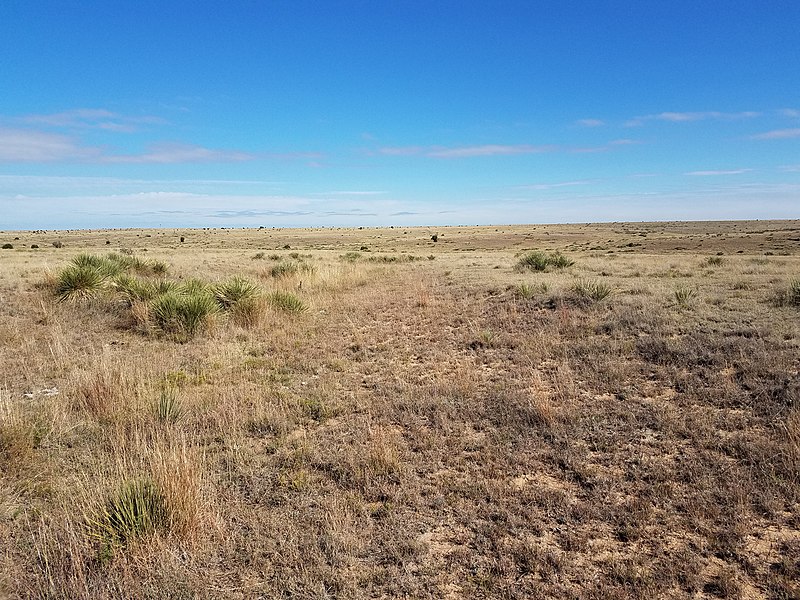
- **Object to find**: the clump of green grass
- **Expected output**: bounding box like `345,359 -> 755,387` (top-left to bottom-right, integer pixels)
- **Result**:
55,264 -> 109,302
774,278 -> 800,307
515,282 -> 548,299
341,251 -> 362,261
71,253 -> 124,278
267,290 -> 308,313
89,478 -> 168,548
155,388 -> 183,424
214,277 -> 264,326
150,290 -> 219,339
548,252 -> 575,269
112,273 -> 155,305
516,251 -> 574,272
674,285 -> 696,307
572,278 -> 612,301
213,276 -> 260,309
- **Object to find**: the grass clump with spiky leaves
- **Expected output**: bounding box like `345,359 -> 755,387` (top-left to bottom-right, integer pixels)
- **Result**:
56,264 -> 109,302
267,290 -> 308,313
516,251 -> 573,272
150,290 -> 219,340
89,478 -> 168,549
155,388 -> 184,424
572,279 -> 612,302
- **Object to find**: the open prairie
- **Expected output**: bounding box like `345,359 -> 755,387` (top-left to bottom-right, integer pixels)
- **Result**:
1,220 -> 799,599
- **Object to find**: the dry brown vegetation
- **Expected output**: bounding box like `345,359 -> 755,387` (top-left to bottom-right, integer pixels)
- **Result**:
1,220 -> 799,599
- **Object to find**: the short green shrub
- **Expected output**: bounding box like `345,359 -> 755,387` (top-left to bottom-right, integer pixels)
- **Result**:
56,264 -> 109,302
2,243 -> 13,250
267,290 -> 308,313
89,478 -> 168,547
150,291 -> 219,338
516,251 -> 550,272
704,256 -> 724,267
516,251 -> 575,272
112,274 -> 154,304
214,276 -> 261,310
572,279 -> 612,302
516,282 -> 548,299
674,285 -> 696,306
775,278 -> 800,307
155,388 -> 183,424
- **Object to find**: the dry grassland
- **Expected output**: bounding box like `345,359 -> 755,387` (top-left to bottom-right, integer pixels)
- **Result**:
0,220 -> 799,599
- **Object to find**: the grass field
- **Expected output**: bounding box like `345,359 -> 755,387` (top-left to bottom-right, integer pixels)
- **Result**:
1,220 -> 799,599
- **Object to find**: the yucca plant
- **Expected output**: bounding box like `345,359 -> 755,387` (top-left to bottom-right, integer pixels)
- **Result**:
155,388 -> 183,424
71,253 -> 124,278
55,264 -> 109,302
267,290 -> 308,313
213,276 -> 261,310
789,278 -> 800,306
89,478 -> 168,547
516,251 -> 550,272
674,285 -> 696,307
548,252 -> 575,269
150,290 -> 219,338
572,278 -> 612,302
112,273 -> 154,305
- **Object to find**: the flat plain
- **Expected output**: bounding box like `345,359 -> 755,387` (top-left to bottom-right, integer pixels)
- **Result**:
1,220 -> 799,599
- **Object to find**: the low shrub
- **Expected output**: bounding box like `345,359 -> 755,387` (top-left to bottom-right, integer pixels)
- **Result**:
89,478 -> 168,548
572,279 -> 612,302
267,290 -> 308,313
150,290 -> 219,339
55,264 -> 109,302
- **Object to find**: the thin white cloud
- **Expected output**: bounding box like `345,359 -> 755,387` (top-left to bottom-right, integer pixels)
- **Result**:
427,144 -> 552,158
20,108 -> 166,132
0,127 -> 100,161
576,118 -> 604,127
685,169 -> 753,176
779,108 -> 800,118
101,143 -> 254,164
322,191 -> 388,196
378,146 -> 424,156
378,144 -> 554,158
570,139 -> 640,153
516,180 -> 596,191
750,128 -> 800,140
626,111 -> 760,127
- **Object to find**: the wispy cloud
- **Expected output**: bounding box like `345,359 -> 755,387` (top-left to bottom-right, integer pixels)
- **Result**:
102,143 -> 254,164
321,191 -> 387,196
685,168 -> 753,176
571,138 -> 640,153
626,110 -> 760,127
576,118 -> 604,127
0,128 -> 100,161
20,108 -> 166,132
428,144 -> 552,158
378,144 -> 554,158
779,108 -> 800,118
750,128 -> 800,140
515,179 -> 596,191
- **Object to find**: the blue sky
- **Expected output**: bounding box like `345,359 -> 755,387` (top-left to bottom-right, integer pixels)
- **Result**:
1,1 -> 799,229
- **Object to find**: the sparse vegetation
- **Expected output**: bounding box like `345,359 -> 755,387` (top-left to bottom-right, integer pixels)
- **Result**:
3,222 -> 800,598
267,290 -> 308,313
571,278 -> 612,301
674,284 -> 697,306
516,250 -> 574,272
